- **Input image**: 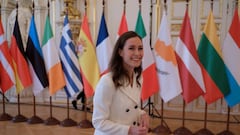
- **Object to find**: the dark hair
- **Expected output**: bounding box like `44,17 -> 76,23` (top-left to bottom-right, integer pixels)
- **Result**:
109,31 -> 142,88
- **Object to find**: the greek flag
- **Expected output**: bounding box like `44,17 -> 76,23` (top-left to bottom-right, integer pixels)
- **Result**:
59,15 -> 83,97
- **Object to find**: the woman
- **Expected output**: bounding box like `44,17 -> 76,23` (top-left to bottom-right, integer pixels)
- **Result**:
92,31 -> 149,135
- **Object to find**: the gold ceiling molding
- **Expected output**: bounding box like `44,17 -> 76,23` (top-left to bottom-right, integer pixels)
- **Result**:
171,24 -> 182,32
61,0 -> 81,19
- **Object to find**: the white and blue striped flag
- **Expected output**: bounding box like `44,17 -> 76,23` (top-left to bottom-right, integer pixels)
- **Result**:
222,9 -> 240,107
59,15 -> 83,97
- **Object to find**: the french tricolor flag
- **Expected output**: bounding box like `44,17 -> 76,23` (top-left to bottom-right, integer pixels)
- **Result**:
96,13 -> 113,76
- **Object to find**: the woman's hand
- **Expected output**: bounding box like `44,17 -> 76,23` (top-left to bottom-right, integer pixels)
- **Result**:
128,125 -> 148,135
128,113 -> 149,135
140,113 -> 150,130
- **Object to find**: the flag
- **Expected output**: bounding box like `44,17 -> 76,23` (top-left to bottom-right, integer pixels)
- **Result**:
77,14 -> 100,98
59,15 -> 83,97
0,20 -> 15,93
26,15 -> 49,95
42,15 -> 65,95
175,9 -> 205,103
96,13 -> 112,75
117,11 -> 128,37
198,11 -> 229,104
10,17 -> 32,94
154,11 -> 182,103
222,9 -> 240,107
135,11 -> 159,101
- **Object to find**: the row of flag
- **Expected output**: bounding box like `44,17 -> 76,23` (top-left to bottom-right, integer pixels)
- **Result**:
154,8 -> 240,107
114,6 -> 240,107
1,5 -> 240,108
0,13 -> 80,98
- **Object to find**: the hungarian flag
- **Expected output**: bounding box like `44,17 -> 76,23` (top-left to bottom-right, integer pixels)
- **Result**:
0,20 -> 15,93
197,11 -> 229,104
42,15 -> 65,95
135,10 -> 159,101
96,13 -> 112,75
154,11 -> 182,103
117,11 -> 128,37
175,9 -> 205,103
60,15 -> 83,97
77,14 -> 100,98
222,8 -> 240,107
10,17 -> 32,93
26,15 -> 49,95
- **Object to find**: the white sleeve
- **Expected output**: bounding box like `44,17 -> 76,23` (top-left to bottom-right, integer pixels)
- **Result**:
92,76 -> 130,135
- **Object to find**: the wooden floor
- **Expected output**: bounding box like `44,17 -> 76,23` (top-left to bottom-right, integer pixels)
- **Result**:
0,103 -> 239,135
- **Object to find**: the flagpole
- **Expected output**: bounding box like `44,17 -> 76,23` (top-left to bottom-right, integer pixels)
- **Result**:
147,0 -> 155,115
146,0 -> 153,116
44,96 -> 60,125
78,0 -> 93,128
60,0 -> 78,127
152,99 -> 171,134
217,107 -> 234,135
195,1 -> 215,134
217,1 -> 237,134
173,1 -> 193,134
173,101 -> 192,135
123,0 -> 126,14
12,94 -> 28,122
195,103 -> 214,135
11,1 -> 27,123
60,97 -> 77,127
28,2 -> 44,123
152,1 -> 171,134
139,0 -> 143,110
0,92 -> 12,121
138,0 -> 143,116
27,95 -> 43,124
42,0 -> 59,126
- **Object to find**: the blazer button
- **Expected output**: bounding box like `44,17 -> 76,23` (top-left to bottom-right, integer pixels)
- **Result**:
126,108 -> 130,112
134,105 -> 138,109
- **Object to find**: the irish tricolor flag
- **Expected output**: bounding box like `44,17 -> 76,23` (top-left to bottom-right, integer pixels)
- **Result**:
42,15 -> 66,95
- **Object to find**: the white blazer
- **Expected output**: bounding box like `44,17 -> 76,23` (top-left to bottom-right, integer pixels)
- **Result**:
92,73 -> 145,135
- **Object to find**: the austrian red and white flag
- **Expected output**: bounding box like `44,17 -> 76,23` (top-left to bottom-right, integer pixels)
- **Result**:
175,9 -> 205,103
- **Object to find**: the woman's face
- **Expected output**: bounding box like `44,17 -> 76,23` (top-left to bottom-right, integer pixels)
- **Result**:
119,36 -> 143,72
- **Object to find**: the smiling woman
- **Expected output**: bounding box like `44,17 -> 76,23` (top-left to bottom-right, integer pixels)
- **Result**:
0,0 -> 240,131
92,31 -> 149,135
